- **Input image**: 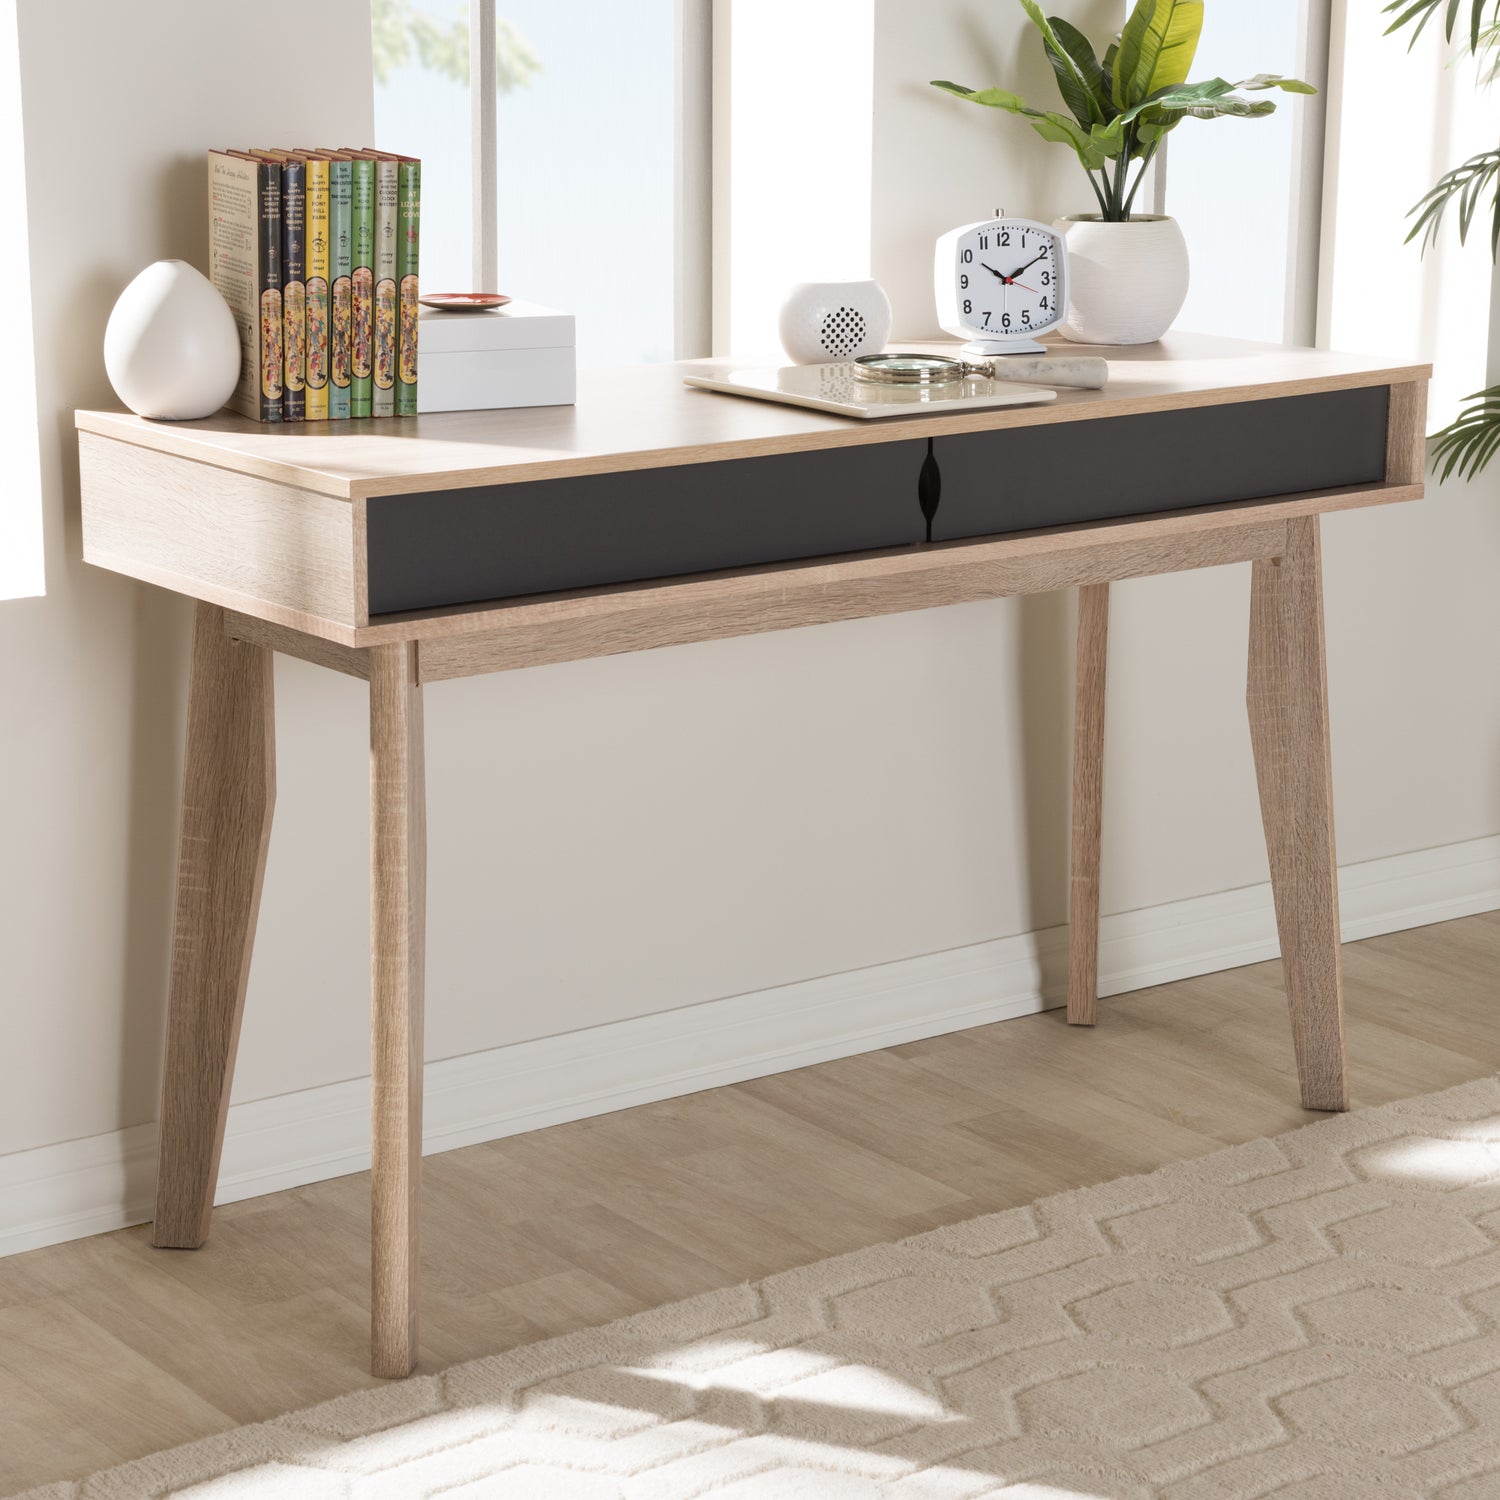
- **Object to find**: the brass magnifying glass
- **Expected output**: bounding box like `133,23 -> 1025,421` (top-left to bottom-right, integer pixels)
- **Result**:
851,353 -> 999,385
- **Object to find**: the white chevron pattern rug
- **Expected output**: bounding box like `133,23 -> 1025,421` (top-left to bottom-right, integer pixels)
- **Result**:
18,1077 -> 1500,1499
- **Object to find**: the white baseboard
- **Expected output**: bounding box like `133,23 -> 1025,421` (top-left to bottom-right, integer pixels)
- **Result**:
4,833 -> 1497,1259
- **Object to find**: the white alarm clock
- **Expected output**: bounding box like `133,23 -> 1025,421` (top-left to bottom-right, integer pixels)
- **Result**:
934,213 -> 1069,357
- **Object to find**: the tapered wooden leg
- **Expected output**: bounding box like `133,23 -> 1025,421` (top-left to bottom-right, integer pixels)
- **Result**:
153,604 -> 276,1248
1067,583 -> 1109,1026
370,642 -> 426,1377
1246,519 -> 1348,1112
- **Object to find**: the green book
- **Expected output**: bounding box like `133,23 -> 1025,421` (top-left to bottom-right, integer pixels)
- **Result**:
395,158 -> 420,417
371,154 -> 399,417
349,154 -> 375,418
328,154 -> 353,420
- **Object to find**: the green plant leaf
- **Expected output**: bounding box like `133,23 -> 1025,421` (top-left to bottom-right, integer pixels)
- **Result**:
929,80 -> 1113,167
1051,17 -> 1112,107
1382,0 -> 1500,49
1101,74 -> 1302,143
930,79 -> 1029,108
1236,72 -> 1319,92
1430,385 -> 1500,480
1030,114 -> 1110,168
1113,0 -> 1154,105
1403,146 -> 1500,252
1019,0 -> 1108,125
1114,0 -> 1203,107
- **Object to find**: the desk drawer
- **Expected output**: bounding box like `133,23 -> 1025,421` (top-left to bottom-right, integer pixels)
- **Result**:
931,385 -> 1389,541
366,439 -> 931,615
364,386 -> 1391,617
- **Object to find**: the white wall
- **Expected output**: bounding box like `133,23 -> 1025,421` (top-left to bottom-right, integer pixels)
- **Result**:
871,0 -> 1124,340
2,0 -> 1498,1225
0,0 -> 43,600
1,0 -> 374,1154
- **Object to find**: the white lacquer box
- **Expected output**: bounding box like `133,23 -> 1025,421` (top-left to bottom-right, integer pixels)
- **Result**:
417,300 -> 576,413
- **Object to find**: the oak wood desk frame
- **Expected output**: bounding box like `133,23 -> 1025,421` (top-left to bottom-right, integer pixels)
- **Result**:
76,339 -> 1430,1378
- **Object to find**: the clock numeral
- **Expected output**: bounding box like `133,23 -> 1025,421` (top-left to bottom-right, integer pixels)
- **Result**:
963,298 -> 972,315
1041,270 -> 1051,286
978,234 -> 988,249
1021,309 -> 1030,323
960,274 -> 969,290
961,249 -> 973,263
981,310 -> 991,327
1001,312 -> 1012,329
1000,229 -> 1011,246
1040,297 -> 1049,311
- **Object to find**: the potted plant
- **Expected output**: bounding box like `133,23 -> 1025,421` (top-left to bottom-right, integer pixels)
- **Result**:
932,0 -> 1315,345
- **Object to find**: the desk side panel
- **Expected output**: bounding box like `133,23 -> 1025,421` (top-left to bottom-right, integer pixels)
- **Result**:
79,433 -> 362,633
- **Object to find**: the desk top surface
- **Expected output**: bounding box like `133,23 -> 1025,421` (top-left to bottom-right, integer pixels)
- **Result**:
75,333 -> 1429,503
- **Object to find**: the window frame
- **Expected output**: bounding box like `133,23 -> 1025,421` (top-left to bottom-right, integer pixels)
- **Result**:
463,0 -> 713,359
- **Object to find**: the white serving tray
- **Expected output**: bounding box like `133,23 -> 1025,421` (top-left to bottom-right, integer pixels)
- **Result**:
683,362 -> 1058,420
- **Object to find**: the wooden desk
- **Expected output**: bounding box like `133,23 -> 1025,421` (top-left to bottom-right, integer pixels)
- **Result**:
76,333 -> 1430,1378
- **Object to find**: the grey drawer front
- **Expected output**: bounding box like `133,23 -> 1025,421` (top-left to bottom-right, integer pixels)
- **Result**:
366,386 -> 1391,617
930,385 -> 1389,541
366,438 -> 931,616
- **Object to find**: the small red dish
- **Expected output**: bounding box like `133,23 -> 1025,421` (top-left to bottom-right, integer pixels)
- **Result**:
418,292 -> 512,313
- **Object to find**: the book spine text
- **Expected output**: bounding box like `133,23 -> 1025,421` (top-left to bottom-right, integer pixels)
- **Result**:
280,156 -> 306,421
257,162 -> 284,421
372,157 -> 398,417
329,158 -> 353,420
350,157 -> 375,418
396,159 -> 420,417
207,151 -> 281,421
304,157 -> 330,421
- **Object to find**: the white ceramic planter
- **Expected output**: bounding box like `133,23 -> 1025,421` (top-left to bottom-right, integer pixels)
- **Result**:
778,279 -> 893,365
1052,215 -> 1189,346
104,259 -> 241,420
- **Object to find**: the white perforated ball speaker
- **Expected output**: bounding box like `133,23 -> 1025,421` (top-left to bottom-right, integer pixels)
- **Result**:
778,279 -> 893,365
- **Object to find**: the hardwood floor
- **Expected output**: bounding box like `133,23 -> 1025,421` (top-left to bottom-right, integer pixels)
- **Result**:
1,910 -> 1497,1495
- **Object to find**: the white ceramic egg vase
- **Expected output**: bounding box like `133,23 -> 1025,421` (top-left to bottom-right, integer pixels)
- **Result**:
1052,214 -> 1190,346
778,279 -> 893,365
104,259 -> 241,420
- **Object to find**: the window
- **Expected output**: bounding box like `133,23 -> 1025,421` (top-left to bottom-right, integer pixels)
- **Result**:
373,0 -> 707,368
1160,0 -> 1314,345
712,0 -> 875,357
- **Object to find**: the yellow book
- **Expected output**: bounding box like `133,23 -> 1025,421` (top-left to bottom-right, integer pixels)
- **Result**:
304,154 -> 331,421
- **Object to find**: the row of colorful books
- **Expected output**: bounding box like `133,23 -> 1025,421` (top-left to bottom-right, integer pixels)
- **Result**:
208,147 -> 420,423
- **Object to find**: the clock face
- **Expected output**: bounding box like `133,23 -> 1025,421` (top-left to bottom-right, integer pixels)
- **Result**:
937,218 -> 1067,343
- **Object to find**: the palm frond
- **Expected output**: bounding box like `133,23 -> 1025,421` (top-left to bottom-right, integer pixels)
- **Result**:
1383,0 -> 1500,51
1405,148 -> 1500,253
1429,387 -> 1500,480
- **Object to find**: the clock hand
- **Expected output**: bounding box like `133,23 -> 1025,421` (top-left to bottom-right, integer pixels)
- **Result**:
980,262 -> 1009,282
1006,250 -> 1048,280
